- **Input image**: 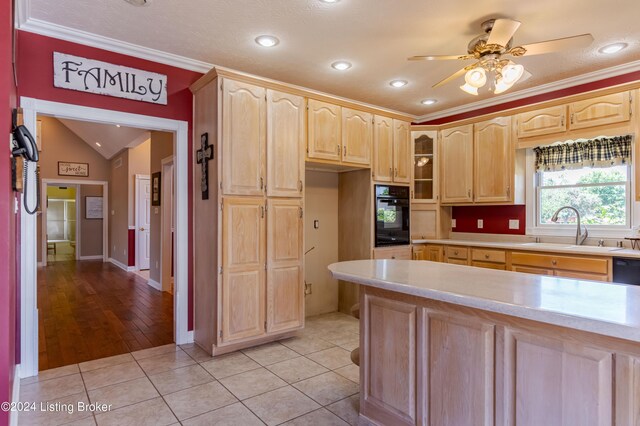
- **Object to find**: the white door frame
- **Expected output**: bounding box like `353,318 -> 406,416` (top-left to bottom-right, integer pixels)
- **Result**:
134,174 -> 151,271
41,180 -> 109,266
161,156 -> 175,293
20,97 -> 191,378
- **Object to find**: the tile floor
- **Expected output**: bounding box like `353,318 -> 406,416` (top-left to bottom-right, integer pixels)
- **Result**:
19,312 -> 360,426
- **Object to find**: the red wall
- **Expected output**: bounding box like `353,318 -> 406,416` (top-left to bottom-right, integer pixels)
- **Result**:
16,31 -> 203,329
1,0 -> 18,422
452,205 -> 526,235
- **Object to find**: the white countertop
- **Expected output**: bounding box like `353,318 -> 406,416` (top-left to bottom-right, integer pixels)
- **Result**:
329,260 -> 640,343
412,238 -> 640,258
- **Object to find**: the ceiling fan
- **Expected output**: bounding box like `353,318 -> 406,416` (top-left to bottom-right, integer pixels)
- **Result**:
409,19 -> 593,95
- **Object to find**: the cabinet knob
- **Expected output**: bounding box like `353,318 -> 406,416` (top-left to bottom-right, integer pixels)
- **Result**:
485,254 -> 490,259
552,259 -> 558,265
454,250 -> 459,255
391,256 -> 396,259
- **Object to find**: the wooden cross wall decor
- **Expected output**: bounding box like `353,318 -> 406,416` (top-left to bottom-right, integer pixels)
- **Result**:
196,132 -> 214,200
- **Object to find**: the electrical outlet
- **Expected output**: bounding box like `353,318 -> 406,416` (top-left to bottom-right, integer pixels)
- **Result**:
477,219 -> 484,229
451,219 -> 457,228
509,219 -> 520,230
154,207 -> 159,214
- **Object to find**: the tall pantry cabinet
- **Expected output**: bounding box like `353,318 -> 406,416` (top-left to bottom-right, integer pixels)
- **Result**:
192,72 -> 305,355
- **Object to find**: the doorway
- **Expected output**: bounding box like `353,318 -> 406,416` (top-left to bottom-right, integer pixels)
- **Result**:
135,175 -> 151,273
20,97 -> 190,377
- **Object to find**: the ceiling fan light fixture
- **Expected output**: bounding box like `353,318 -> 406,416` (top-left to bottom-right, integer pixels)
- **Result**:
493,77 -> 514,94
460,83 -> 479,96
464,67 -> 486,88
501,63 -> 525,85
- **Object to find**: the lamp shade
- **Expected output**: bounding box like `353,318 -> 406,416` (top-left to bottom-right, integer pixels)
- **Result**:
460,83 -> 479,95
464,67 -> 487,88
502,63 -> 525,85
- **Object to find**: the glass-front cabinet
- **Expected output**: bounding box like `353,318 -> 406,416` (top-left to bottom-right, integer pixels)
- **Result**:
411,130 -> 438,203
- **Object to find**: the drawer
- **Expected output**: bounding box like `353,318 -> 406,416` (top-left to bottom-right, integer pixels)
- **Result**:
373,246 -> 412,260
511,252 -> 609,275
472,261 -> 506,271
471,248 -> 506,264
447,258 -> 469,266
446,246 -> 468,260
554,270 -> 609,282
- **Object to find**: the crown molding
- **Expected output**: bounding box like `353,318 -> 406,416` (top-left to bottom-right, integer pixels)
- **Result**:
17,16 -> 213,74
414,59 -> 640,123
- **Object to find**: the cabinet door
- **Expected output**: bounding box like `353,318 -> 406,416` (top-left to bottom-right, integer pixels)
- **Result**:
267,90 -> 305,197
221,197 -> 266,343
373,115 -> 393,182
440,125 -> 473,203
516,105 -> 567,138
342,107 -> 372,165
393,119 -> 411,183
412,131 -> 437,203
222,79 -> 266,196
412,245 -> 426,260
266,199 -> 304,334
474,117 -> 513,203
410,204 -> 440,240
569,91 -> 631,130
308,99 -> 341,162
426,245 -> 443,262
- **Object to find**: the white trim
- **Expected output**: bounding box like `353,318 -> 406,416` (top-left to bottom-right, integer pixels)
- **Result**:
17,16 -> 212,74
20,97 -> 192,378
147,278 -> 162,291
79,255 -> 104,261
109,257 -> 135,272
135,174 -> 151,271
161,156 -> 175,293
415,60 -> 640,123
9,365 -> 20,426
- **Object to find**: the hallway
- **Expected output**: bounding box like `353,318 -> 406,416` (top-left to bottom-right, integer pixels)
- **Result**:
37,260 -> 174,371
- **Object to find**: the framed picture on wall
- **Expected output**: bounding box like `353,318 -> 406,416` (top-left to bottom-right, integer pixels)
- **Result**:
85,196 -> 103,219
152,172 -> 161,206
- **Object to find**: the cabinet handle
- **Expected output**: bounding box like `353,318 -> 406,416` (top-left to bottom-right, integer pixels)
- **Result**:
299,207 -> 303,218
410,190 -> 414,199
261,206 -> 265,218
391,256 -> 396,259
298,180 -> 303,192
337,144 -> 340,155
561,116 -> 565,126
343,145 -> 347,156
506,186 -> 510,197
570,113 -> 574,124
468,189 -> 471,198
389,167 -> 392,177
260,177 -> 264,190
394,168 -> 398,177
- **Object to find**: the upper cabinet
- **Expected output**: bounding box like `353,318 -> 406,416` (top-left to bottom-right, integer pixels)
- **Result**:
307,99 -> 342,162
373,115 -> 394,182
266,90 -> 305,197
440,124 -> 474,204
569,91 -> 631,130
517,90 -> 632,140
474,117 -> 513,203
342,108 -> 372,165
411,130 -> 437,203
392,120 -> 411,183
222,80 -> 266,196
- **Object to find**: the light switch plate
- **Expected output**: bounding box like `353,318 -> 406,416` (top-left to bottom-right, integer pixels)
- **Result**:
451,219 -> 456,228
509,219 -> 520,229
477,219 -> 483,229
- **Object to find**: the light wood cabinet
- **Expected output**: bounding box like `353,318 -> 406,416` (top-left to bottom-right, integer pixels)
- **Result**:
393,119 -> 411,183
474,117 -> 513,203
410,204 -> 449,240
221,197 -> 266,343
440,124 -> 474,203
411,131 -> 438,203
222,80 -> 266,196
569,91 -> 631,130
266,90 -> 305,197
342,107 -> 372,166
307,99 -> 341,162
446,246 -> 468,261
412,244 -> 444,262
266,199 -> 304,334
373,115 -> 393,182
373,246 -> 412,260
516,105 -> 567,139
511,265 -> 554,275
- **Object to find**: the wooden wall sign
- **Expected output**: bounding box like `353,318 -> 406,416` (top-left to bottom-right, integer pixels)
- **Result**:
53,52 -> 168,105
58,162 -> 89,177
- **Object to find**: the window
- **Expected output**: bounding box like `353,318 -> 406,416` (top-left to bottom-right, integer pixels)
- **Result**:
537,164 -> 630,228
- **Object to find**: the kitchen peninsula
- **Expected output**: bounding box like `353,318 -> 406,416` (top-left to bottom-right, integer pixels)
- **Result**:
329,260 -> 640,426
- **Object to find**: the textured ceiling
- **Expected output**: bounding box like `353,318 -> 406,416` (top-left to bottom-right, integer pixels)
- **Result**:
58,118 -> 150,159
27,0 -> 640,116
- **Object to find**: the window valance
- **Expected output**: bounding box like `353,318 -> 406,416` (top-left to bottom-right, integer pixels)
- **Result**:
534,135 -> 633,171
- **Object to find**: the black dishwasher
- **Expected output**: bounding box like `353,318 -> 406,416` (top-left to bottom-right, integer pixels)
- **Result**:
612,257 -> 640,285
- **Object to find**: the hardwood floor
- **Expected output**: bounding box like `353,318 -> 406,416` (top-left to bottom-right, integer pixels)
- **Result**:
37,260 -> 174,371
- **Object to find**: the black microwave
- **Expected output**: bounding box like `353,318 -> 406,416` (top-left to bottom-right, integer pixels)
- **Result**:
374,185 -> 410,247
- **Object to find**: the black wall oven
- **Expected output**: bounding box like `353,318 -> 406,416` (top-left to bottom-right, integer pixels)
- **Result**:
374,185 -> 410,247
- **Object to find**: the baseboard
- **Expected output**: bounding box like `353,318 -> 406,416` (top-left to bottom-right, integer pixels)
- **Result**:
9,365 -> 20,426
108,257 -> 135,272
147,278 -> 162,291
185,330 -> 194,344
79,255 -> 104,260
37,262 -> 43,267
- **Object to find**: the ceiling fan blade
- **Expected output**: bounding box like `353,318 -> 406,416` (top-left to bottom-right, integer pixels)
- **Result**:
408,54 -> 471,61
519,33 -> 593,56
486,19 -> 521,46
432,66 -> 470,88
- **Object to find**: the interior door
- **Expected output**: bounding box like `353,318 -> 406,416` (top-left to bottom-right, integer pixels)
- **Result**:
393,119 -> 411,183
221,197 -> 266,343
266,198 -> 304,333
474,117 -> 513,203
440,124 -> 474,204
342,107 -> 372,165
373,115 -> 393,182
137,177 -> 151,270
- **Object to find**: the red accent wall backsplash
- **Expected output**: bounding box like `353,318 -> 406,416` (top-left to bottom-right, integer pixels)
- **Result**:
452,205 -> 526,235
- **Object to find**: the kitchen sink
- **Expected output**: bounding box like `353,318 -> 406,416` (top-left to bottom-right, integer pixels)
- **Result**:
520,242 -> 623,252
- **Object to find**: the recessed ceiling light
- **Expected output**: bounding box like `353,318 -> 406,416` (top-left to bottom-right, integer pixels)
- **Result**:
599,43 -> 628,54
421,99 -> 438,105
331,61 -> 352,71
95,142 -> 102,147
390,80 -> 408,88
255,35 -> 279,48
320,0 -> 340,2
116,124 -> 121,128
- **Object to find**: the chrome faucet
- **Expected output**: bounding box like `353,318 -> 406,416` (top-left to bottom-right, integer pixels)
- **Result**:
550,206 -> 588,245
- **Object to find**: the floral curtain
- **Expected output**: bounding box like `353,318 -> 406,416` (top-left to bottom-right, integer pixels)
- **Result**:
534,135 -> 633,171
